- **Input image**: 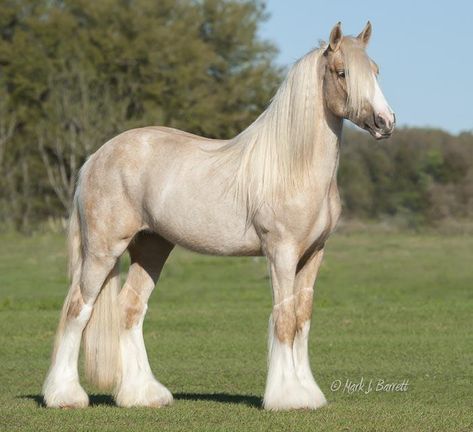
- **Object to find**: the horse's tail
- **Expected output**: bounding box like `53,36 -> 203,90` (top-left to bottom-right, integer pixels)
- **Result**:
83,259 -> 121,391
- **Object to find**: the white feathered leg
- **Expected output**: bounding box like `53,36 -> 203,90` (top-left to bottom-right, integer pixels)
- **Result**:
263,312 -> 316,410
115,235 -> 174,407
42,304 -> 92,408
115,304 -> 173,407
293,320 -> 327,408
291,249 -> 327,409
263,244 -> 320,411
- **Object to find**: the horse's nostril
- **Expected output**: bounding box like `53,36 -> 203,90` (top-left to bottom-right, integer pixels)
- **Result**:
375,114 -> 386,129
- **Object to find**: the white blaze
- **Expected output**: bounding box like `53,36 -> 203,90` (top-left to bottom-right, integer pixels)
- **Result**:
372,75 -> 394,125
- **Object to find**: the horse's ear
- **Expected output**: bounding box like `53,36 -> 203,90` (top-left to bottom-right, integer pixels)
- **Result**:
357,21 -> 372,46
328,22 -> 343,52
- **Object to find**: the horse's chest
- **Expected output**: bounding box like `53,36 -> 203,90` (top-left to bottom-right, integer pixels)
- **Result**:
297,184 -> 341,252
255,182 -> 341,257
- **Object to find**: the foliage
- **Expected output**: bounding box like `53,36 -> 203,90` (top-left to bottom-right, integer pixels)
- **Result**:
339,127 -> 473,226
0,0 -> 280,229
0,1 -> 471,231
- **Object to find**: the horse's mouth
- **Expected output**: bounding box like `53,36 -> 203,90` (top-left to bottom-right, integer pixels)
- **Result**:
364,123 -> 393,140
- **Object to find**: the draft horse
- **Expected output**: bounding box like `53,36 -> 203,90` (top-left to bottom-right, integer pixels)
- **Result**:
43,22 -> 395,410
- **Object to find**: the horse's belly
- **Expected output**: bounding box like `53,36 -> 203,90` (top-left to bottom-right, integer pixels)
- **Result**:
153,213 -> 261,256
146,183 -> 262,256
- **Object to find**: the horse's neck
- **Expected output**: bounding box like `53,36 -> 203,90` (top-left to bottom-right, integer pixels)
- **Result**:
305,111 -> 343,189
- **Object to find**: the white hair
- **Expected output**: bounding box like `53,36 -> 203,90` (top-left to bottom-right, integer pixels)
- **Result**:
342,38 -> 375,117
212,40 -> 374,222
214,48 -> 325,221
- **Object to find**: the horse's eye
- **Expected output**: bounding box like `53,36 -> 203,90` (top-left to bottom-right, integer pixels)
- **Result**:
337,70 -> 346,78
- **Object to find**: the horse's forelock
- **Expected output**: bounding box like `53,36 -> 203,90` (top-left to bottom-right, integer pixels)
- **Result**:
341,38 -> 375,117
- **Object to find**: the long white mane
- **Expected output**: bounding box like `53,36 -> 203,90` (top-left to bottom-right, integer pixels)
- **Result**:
213,39 -> 374,221
215,47 -> 326,220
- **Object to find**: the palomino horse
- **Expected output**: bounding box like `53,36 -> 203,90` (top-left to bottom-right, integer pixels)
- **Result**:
43,22 -> 395,411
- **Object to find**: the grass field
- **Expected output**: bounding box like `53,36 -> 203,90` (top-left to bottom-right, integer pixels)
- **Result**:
0,231 -> 472,431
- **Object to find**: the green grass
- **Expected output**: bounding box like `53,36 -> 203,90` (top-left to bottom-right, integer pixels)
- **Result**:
0,231 -> 472,431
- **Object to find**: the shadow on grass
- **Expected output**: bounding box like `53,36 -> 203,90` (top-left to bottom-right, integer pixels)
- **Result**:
20,394 -> 115,407
20,393 -> 261,408
174,392 -> 261,408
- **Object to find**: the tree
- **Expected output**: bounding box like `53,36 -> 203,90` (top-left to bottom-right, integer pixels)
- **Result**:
0,0 -> 282,227
37,67 -> 129,214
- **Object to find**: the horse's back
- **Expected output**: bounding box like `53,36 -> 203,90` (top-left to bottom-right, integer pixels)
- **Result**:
77,126 -> 262,256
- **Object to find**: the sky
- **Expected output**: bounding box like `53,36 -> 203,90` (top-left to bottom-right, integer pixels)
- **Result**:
259,0 -> 473,134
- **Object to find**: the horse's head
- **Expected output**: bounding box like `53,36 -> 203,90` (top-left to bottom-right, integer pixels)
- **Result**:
322,22 -> 395,139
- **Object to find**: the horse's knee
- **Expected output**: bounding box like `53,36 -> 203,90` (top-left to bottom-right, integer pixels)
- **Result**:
295,288 -> 313,331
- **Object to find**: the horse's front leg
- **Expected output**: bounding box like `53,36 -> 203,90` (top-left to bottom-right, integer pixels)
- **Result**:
293,248 -> 327,408
263,243 -> 315,410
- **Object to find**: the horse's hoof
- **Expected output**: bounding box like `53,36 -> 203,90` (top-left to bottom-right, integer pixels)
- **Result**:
115,379 -> 173,408
43,381 -> 89,408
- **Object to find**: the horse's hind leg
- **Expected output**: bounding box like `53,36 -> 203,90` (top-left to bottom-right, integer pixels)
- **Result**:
115,231 -> 174,407
42,252 -> 122,408
43,196 -> 135,408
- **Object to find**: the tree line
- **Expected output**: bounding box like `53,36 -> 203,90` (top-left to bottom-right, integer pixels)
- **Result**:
339,127 -> 473,227
0,0 -> 471,231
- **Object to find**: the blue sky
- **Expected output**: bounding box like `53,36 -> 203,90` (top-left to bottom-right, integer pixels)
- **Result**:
259,1 -> 472,134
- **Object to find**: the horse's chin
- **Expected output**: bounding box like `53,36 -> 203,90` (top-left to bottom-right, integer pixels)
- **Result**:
363,123 -> 393,140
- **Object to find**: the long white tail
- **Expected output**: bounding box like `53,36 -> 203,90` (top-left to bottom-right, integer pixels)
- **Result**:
83,260 -> 121,391
52,195 -> 121,391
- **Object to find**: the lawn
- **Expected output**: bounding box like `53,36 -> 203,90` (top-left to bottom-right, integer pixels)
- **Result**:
0,231 -> 472,431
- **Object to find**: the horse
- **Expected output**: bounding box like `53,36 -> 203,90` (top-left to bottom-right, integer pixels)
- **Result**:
42,21 -> 395,411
